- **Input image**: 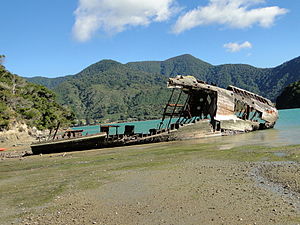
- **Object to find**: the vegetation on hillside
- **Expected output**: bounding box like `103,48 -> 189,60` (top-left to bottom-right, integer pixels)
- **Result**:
127,54 -> 213,79
26,54 -> 300,122
129,54 -> 300,101
276,80 -> 300,109
53,60 -> 171,122
26,75 -> 72,89
0,56 -> 75,130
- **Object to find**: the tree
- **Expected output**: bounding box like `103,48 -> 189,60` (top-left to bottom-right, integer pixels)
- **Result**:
0,55 -> 5,65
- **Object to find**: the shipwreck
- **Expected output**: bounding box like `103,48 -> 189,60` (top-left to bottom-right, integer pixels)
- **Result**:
31,75 -> 278,154
165,75 -> 278,132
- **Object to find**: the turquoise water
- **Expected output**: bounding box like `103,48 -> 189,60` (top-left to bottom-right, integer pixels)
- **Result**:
73,108 -> 300,146
275,108 -> 300,130
270,108 -> 300,145
193,108 -> 300,147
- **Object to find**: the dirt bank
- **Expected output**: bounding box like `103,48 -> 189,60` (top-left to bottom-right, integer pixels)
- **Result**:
0,123 -> 50,158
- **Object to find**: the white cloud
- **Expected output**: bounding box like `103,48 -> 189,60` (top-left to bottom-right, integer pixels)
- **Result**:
73,0 -> 179,42
223,41 -> 252,52
172,0 -> 288,34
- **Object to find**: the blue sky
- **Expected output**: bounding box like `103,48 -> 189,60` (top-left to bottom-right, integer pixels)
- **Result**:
0,0 -> 299,78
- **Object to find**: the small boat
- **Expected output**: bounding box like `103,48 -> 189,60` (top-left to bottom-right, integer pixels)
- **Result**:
31,75 -> 278,154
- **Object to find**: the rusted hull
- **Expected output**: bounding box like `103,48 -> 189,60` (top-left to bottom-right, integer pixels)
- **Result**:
31,133 -> 107,154
30,121 -> 215,154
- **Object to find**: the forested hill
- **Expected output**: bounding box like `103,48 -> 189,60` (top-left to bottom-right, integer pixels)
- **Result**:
267,56 -> 300,100
127,54 -> 213,79
26,75 -> 72,89
0,61 -> 75,131
49,60 -> 169,123
276,80 -> 300,109
127,54 -> 300,101
26,54 -> 300,122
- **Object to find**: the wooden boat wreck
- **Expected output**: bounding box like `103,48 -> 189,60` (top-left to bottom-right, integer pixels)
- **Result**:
166,75 -> 278,132
31,75 -> 278,154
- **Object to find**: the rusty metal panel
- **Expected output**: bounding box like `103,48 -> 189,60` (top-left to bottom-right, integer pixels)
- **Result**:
261,110 -> 278,123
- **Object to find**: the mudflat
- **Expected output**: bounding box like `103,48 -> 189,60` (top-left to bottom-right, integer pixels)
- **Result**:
1,139 -> 300,225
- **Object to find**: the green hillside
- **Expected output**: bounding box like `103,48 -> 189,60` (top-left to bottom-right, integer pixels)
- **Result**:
266,56 -> 300,100
52,60 -> 170,122
128,54 -> 265,90
26,75 -> 72,89
128,54 -> 300,100
127,54 -> 213,80
276,80 -> 300,109
25,54 -> 300,121
207,64 -> 269,94
0,60 -> 75,131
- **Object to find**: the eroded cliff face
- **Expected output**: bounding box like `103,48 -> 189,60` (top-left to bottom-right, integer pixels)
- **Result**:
276,80 -> 300,109
0,122 -> 49,148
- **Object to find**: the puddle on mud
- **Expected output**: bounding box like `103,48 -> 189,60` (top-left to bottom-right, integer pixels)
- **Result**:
251,162 -> 300,210
273,152 -> 287,157
218,145 -> 234,150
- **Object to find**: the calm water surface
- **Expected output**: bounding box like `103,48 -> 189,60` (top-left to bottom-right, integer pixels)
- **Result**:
195,108 -> 300,147
73,108 -> 300,147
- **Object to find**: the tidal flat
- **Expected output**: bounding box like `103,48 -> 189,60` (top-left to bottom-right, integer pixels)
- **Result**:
1,139 -> 300,225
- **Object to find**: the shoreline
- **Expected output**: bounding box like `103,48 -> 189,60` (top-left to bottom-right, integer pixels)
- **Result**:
1,139 -> 300,224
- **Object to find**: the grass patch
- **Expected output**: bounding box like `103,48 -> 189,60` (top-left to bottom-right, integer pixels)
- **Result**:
111,160 -> 167,171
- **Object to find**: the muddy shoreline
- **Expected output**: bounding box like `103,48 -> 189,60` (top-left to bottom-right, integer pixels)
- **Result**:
252,161 -> 300,210
1,140 -> 300,224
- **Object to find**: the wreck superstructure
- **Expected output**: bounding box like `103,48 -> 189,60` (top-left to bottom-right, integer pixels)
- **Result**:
164,75 -> 278,133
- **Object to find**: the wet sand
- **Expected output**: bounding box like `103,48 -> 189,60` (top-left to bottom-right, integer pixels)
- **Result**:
21,160 -> 300,225
1,139 -> 300,225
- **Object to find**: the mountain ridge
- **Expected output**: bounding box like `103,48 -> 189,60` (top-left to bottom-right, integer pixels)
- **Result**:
25,54 -> 300,122
276,80 -> 300,109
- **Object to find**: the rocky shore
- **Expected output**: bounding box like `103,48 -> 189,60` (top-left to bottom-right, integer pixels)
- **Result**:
254,161 -> 300,210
